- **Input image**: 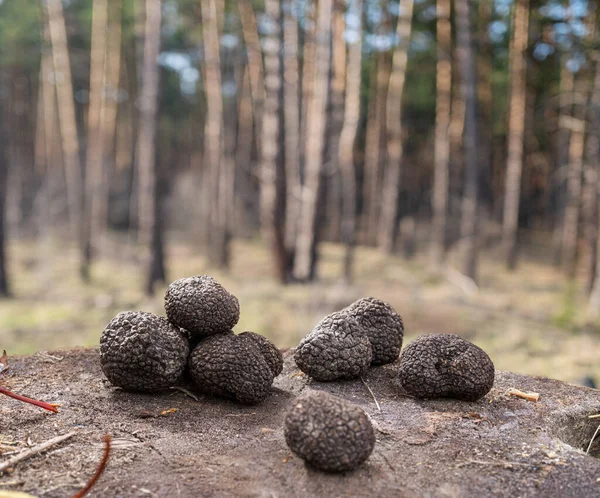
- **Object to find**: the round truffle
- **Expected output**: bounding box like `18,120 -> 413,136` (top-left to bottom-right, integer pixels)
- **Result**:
100,311 -> 189,392
188,331 -> 280,404
164,275 -> 240,338
398,334 -> 495,401
284,390 -> 375,472
344,297 -> 404,365
294,312 -> 372,381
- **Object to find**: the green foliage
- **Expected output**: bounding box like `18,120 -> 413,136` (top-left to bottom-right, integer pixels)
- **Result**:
0,0 -> 41,68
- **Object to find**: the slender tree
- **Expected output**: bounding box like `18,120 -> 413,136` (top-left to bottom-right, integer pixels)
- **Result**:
0,100 -> 9,297
136,0 -> 164,295
378,0 -> 415,253
455,0 -> 480,282
293,0 -> 333,281
430,0 -> 451,267
502,0 -> 530,269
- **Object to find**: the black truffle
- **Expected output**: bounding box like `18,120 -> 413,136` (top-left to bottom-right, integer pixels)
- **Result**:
398,334 -> 495,401
294,312 -> 372,381
100,311 -> 189,392
188,331 -> 281,404
284,390 -> 375,472
164,275 -> 240,338
344,297 -> 404,365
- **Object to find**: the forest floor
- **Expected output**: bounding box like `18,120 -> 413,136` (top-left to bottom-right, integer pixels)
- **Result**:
0,235 -> 599,385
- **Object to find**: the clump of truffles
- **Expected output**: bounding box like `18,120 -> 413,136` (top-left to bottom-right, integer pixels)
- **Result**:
164,275 -> 240,339
343,297 -> 404,365
188,331 -> 282,404
294,311 -> 372,381
100,311 -> 189,392
284,390 -> 375,472
398,334 -> 495,401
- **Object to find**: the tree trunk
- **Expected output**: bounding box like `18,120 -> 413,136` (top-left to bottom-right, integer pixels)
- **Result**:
339,0 -> 363,282
136,0 -> 164,295
82,0 -> 109,281
378,0 -> 415,253
260,0 -> 287,282
430,0 -> 451,268
502,0 -> 529,270
0,101 -> 9,297
293,0 -> 333,281
46,0 -> 83,254
455,0 -> 480,282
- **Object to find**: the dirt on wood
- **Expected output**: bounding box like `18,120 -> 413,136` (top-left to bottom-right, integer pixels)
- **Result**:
1,348 -> 600,497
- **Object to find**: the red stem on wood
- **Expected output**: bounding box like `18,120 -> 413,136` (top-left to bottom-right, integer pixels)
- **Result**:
72,434 -> 112,498
0,386 -> 60,413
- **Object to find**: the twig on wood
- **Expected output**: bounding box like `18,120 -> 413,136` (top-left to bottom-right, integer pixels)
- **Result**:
361,376 -> 382,412
72,434 -> 111,498
169,386 -> 199,402
588,414 -> 600,419
586,423 -> 600,455
507,388 -> 540,402
0,386 -> 60,413
0,432 -> 77,473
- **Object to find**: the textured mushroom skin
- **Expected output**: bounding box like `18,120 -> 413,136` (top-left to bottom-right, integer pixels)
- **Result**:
238,331 -> 284,376
398,334 -> 495,401
344,297 -> 404,365
188,332 -> 279,404
100,311 -> 189,392
164,275 -> 240,338
294,312 -> 372,381
284,391 -> 375,472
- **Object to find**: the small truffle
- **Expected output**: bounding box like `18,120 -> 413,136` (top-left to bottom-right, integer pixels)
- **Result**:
188,331 -> 281,404
284,390 -> 375,472
294,312 -> 372,381
100,311 -> 189,392
344,297 -> 404,365
398,334 -> 495,401
164,275 -> 240,338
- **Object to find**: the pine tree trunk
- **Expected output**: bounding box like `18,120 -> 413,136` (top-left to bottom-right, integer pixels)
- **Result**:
378,0 -> 414,253
46,0 -> 83,254
339,0 -> 363,282
260,0 -> 287,282
455,0 -> 480,282
0,105 -> 9,297
430,0 -> 451,268
502,0 -> 529,270
136,0 -> 164,295
293,0 -> 333,281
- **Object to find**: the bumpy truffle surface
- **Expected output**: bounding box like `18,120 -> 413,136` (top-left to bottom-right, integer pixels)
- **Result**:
100,311 -> 189,392
398,334 -> 495,401
344,297 -> 404,365
164,275 -> 240,338
294,312 -> 372,381
238,331 -> 284,377
188,331 -> 280,404
284,391 -> 375,472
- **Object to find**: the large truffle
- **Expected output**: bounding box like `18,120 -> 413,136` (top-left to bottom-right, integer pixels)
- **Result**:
284,390 -> 375,472
344,297 -> 404,365
100,311 -> 189,392
188,331 -> 281,404
294,312 -> 372,381
164,276 -> 240,338
398,334 -> 495,401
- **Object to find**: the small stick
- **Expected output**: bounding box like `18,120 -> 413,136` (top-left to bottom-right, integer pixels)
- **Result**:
169,386 -> 199,402
361,377 -> 382,412
0,386 -> 60,413
586,423 -> 600,455
72,435 -> 111,498
588,414 -> 600,419
507,388 -> 540,402
0,432 -> 77,473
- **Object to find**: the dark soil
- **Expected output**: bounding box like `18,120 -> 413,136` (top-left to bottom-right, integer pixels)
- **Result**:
1,348 -> 600,497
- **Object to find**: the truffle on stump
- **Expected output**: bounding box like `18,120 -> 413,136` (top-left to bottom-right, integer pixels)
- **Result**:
344,297 -> 404,365
164,275 -> 240,339
398,334 -> 495,401
294,311 -> 372,381
188,331 -> 282,404
284,390 -> 375,472
100,311 -> 189,392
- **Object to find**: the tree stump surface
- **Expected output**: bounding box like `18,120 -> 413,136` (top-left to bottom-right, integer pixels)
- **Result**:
1,348 -> 600,497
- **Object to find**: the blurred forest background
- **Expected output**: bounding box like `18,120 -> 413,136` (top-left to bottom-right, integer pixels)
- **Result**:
0,0 -> 599,386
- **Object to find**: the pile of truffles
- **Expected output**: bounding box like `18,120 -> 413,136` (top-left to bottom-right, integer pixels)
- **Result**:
294,297 -> 404,381
100,275 -> 282,404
